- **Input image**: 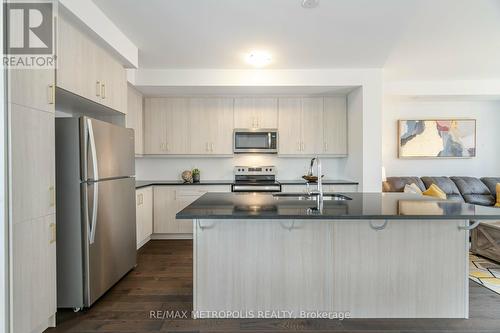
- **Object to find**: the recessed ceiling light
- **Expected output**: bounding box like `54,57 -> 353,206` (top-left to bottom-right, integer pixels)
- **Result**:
301,0 -> 319,9
245,50 -> 272,68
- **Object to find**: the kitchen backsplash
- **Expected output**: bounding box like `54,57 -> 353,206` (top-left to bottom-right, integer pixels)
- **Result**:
135,156 -> 349,181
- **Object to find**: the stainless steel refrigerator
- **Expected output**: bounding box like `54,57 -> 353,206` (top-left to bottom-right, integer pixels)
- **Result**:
55,116 -> 136,310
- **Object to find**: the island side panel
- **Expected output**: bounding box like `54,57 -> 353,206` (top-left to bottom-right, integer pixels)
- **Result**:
194,219 -> 335,316
194,219 -> 469,319
331,219 -> 469,318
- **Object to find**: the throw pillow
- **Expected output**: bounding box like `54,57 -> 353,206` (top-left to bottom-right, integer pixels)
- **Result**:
423,184 -> 447,200
404,183 -> 423,195
496,183 -> 500,207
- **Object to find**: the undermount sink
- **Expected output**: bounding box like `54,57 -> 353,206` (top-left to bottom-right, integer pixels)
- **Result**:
273,193 -> 352,201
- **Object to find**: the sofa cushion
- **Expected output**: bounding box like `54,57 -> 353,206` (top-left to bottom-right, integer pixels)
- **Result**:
450,176 -> 495,206
383,177 -> 426,192
421,176 -> 464,202
481,177 -> 500,200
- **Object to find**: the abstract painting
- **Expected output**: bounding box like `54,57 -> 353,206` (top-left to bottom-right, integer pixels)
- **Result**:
398,119 -> 476,158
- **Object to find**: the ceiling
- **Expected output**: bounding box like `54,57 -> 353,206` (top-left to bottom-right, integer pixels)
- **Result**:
93,0 -> 500,79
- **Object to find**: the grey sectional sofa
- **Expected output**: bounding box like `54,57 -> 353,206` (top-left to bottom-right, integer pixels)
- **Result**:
383,176 -> 500,263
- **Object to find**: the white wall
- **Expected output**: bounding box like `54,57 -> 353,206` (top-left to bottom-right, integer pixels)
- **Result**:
136,156 -> 347,181
382,97 -> 500,177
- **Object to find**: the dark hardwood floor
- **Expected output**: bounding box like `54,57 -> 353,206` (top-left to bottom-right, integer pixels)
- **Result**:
46,240 -> 500,333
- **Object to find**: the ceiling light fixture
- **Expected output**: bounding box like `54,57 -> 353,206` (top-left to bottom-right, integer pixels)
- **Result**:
301,0 -> 319,9
245,51 -> 272,68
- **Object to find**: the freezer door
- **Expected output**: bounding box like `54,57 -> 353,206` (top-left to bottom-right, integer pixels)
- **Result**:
83,177 -> 137,306
81,117 -> 135,181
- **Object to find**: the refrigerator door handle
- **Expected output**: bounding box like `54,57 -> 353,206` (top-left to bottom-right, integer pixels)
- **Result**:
89,182 -> 98,244
87,119 -> 99,244
87,118 -> 99,181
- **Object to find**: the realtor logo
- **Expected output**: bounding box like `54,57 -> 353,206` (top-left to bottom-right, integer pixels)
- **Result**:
3,0 -> 56,68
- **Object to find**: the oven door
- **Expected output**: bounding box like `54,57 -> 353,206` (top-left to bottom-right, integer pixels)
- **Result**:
234,129 -> 278,153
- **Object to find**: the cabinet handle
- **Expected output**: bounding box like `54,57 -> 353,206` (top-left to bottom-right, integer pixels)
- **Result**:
48,84 -> 55,104
96,81 -> 101,96
210,142 -> 214,152
49,186 -> 55,207
49,223 -> 56,244
205,142 -> 209,152
324,142 -> 328,151
101,83 -> 106,99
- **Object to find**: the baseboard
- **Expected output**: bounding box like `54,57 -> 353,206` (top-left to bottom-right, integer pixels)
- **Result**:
151,233 -> 193,240
137,235 -> 152,249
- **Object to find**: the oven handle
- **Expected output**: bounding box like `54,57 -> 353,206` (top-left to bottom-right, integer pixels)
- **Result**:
232,184 -> 282,192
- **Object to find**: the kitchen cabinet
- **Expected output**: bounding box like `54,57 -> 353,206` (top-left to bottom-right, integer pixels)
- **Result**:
136,187 -> 153,248
153,185 -> 230,234
57,14 -> 126,114
8,69 -> 55,113
277,98 -> 303,154
12,214 -> 56,333
323,97 -> 347,155
278,97 -> 347,156
301,97 -> 324,154
144,98 -> 190,154
11,103 -> 55,224
126,85 -> 144,154
189,98 -> 233,155
234,97 -> 278,129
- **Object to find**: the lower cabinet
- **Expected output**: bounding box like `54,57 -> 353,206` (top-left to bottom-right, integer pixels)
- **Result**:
136,187 -> 153,248
153,185 -> 230,234
12,214 -> 56,333
281,184 -> 358,193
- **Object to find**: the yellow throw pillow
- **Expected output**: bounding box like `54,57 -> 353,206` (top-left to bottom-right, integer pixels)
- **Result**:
495,183 -> 500,207
422,184 -> 447,200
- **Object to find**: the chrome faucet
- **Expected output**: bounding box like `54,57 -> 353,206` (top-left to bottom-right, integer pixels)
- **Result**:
308,156 -> 323,211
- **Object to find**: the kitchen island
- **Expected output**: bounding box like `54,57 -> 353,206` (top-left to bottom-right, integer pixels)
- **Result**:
176,192 -> 500,319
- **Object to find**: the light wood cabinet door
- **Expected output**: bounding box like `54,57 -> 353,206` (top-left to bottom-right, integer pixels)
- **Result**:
189,98 -> 212,154
136,187 -> 153,248
323,97 -> 347,155
234,97 -> 277,129
12,214 -> 56,333
99,49 -> 127,114
126,85 -> 144,154
153,186 -> 177,233
8,69 -> 55,113
57,14 -> 98,102
11,104 -> 55,224
210,98 -> 234,154
144,98 -> 168,154
301,97 -> 324,155
164,98 -> 190,154
278,98 -> 302,154
190,98 -> 233,155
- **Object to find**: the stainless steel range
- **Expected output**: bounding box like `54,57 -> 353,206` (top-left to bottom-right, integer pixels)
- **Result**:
231,166 -> 281,193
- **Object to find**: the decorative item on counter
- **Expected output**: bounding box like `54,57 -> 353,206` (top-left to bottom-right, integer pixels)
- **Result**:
181,170 -> 193,183
192,168 -> 201,183
302,174 -> 324,183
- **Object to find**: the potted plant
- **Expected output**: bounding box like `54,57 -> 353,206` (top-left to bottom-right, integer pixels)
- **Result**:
192,168 -> 200,183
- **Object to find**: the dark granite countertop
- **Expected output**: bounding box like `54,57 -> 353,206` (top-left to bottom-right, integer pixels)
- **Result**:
176,192 -> 500,220
279,179 -> 359,185
136,180 -> 233,189
136,179 -> 358,189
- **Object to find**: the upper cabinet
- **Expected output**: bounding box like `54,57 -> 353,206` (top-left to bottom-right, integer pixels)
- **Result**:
8,69 -> 55,113
234,97 -> 278,129
126,85 -> 144,155
142,96 -> 346,157
323,97 -> 347,155
144,97 -> 233,155
278,97 -> 347,156
57,15 -> 127,114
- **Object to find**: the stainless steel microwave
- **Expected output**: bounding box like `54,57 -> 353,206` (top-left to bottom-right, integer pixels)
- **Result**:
233,129 -> 278,153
